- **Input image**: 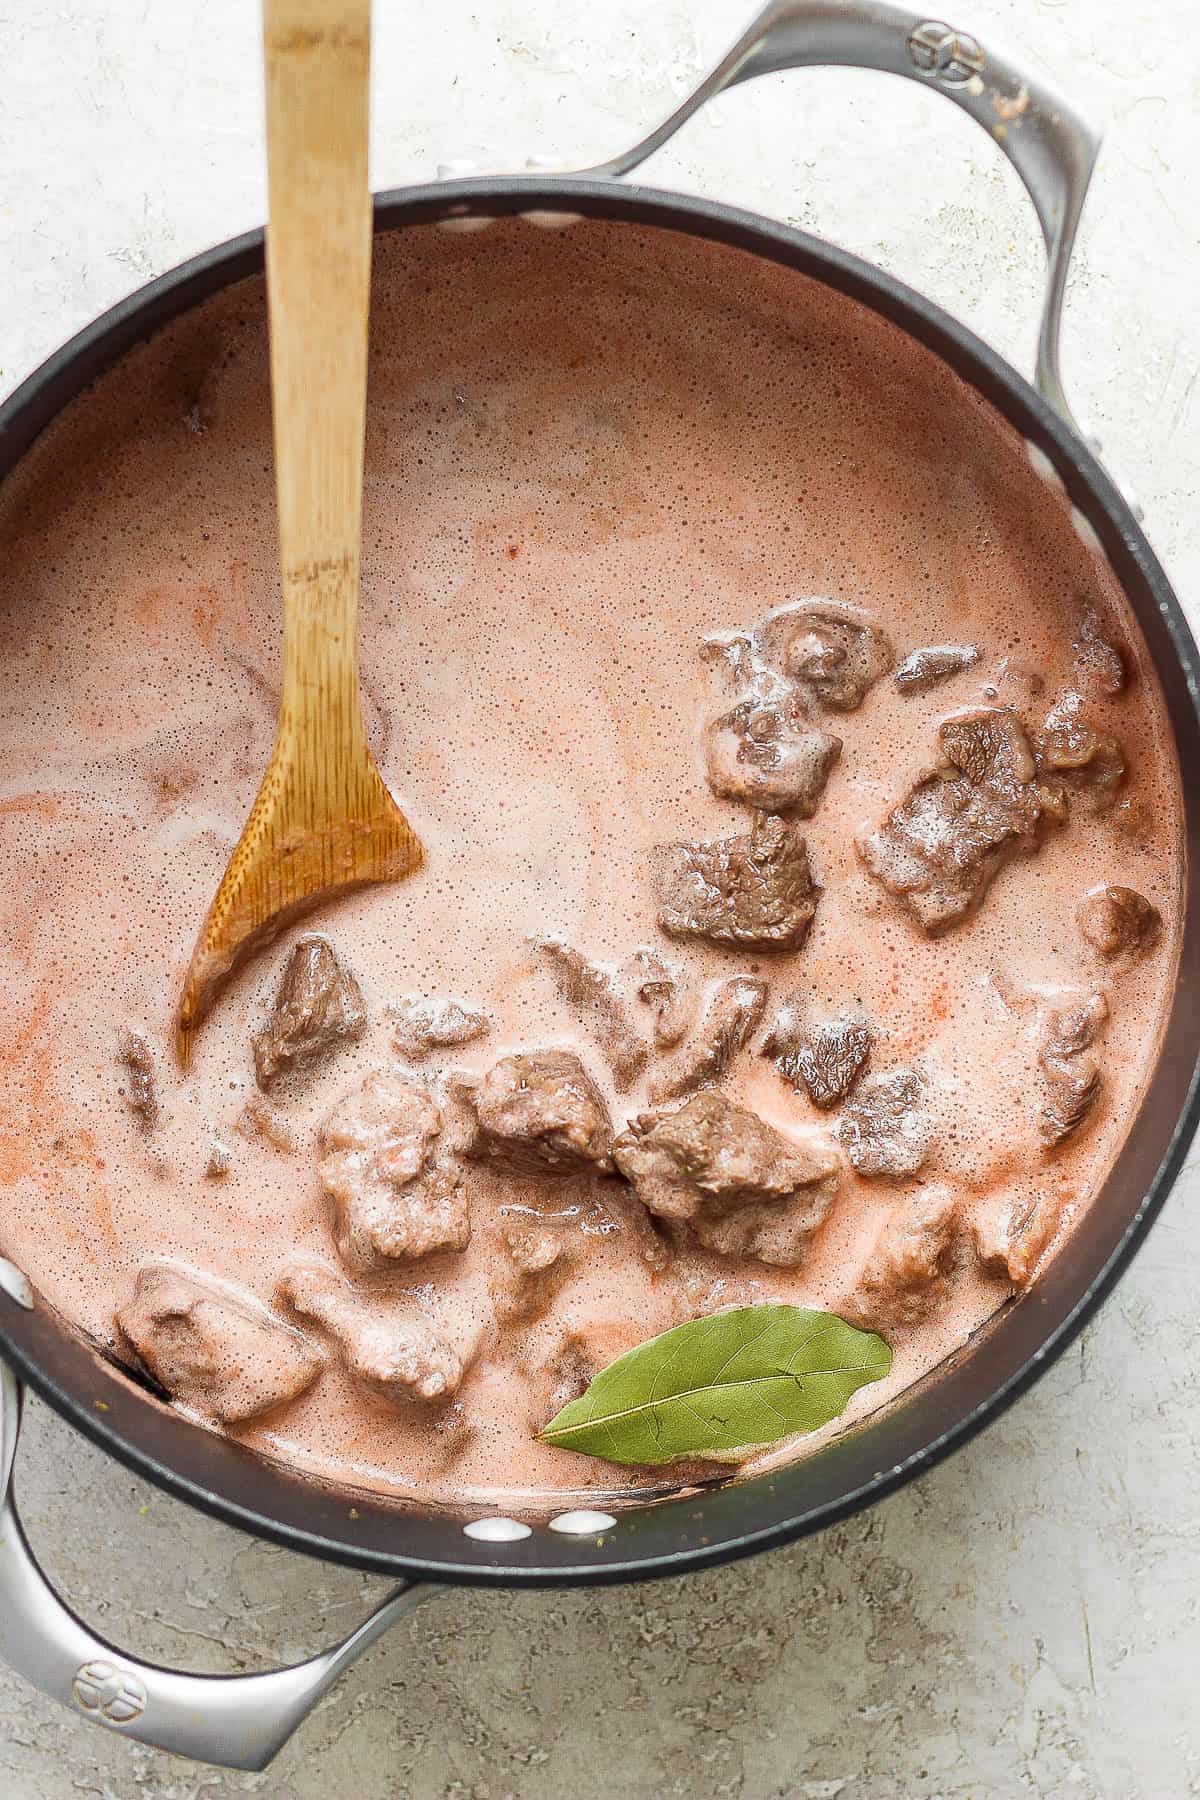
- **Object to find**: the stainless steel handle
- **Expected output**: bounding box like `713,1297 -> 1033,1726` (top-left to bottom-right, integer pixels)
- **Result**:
0,1353 -> 429,1770
585,0 -> 1101,446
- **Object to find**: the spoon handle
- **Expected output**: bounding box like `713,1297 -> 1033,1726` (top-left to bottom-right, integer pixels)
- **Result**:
263,0 -> 373,750
177,0 -> 420,1059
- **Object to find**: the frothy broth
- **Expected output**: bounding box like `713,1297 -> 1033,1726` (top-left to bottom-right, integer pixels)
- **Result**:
0,218 -> 1182,1510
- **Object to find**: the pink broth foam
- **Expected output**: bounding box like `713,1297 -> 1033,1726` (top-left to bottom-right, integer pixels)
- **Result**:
0,218 -> 1181,1508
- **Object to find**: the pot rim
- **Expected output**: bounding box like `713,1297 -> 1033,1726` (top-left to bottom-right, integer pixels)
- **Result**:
2,175 -> 1197,1587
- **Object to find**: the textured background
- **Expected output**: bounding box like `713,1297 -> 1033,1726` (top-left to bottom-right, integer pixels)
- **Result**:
1,1 -> 1198,1794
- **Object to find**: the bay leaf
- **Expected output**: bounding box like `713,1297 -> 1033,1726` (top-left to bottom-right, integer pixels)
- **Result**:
538,1304 -> 891,1467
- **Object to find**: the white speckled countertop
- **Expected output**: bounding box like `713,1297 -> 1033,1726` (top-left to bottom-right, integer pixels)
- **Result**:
1,2 -> 1198,1794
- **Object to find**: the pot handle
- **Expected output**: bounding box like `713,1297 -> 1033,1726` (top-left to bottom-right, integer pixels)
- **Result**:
586,0 -> 1100,446
0,1357 -> 430,1770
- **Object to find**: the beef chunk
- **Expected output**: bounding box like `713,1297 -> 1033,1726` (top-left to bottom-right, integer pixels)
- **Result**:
838,1070 -> 933,1178
464,1049 -> 614,1176
613,1090 -> 839,1266
939,708 -> 1039,788
491,1217 -> 572,1323
1078,885 -> 1161,960
649,976 -> 767,1104
845,1187 -> 959,1330
1043,991 -> 1108,1060
701,631 -> 758,689
389,994 -> 489,1060
117,1029 -> 159,1131
657,812 -> 821,953
704,698 -> 841,816
1038,992 -> 1108,1147
975,1189 -> 1069,1286
756,600 -> 895,712
1074,607 -> 1128,697
895,644 -> 979,694
858,707 -> 1064,934
205,1138 -> 232,1178
319,1071 -> 469,1273
537,940 -> 648,1090
117,1264 -> 323,1424
1035,694 -> 1125,810
762,1005 -> 872,1109
279,1262 -> 464,1408
631,948 -> 693,1049
235,1094 -> 297,1154
253,936 -> 367,1090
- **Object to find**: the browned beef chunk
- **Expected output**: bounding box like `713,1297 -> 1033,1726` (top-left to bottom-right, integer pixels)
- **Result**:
1074,608 -> 1128,697
858,708 -> 1064,934
235,1094 -> 297,1154
838,1070 -> 934,1178
319,1071 -> 469,1273
1038,992 -> 1108,1147
205,1138 -> 232,1178
279,1262 -> 466,1408
844,1187 -> 958,1330
1078,885 -> 1162,960
975,1188 -> 1069,1286
704,697 -> 841,816
1045,992 -> 1108,1059
389,994 -> 489,1060
117,1265 -> 323,1424
1034,695 -> 1125,810
613,1090 -> 839,1266
700,632 -> 757,690
464,1049 -> 614,1176
657,812 -> 820,953
762,1004 -> 872,1108
491,1217 -> 572,1323
756,600 -> 895,712
894,644 -> 979,694
537,940 -> 648,1090
253,936 -> 367,1090
631,948 -> 693,1049
117,1029 -> 159,1130
649,976 -> 767,1104
939,708 -> 1038,788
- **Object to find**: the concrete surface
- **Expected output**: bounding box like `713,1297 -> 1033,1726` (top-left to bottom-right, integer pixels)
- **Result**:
1,1 -> 1198,1794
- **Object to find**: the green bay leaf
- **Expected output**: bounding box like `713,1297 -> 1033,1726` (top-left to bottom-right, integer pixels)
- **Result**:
538,1304 -> 892,1467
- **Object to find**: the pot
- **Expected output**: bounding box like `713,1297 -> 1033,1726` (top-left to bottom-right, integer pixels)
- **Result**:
2,0 -> 1197,1772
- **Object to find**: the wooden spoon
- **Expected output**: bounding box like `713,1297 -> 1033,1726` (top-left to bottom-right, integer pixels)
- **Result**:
177,0 -> 422,1063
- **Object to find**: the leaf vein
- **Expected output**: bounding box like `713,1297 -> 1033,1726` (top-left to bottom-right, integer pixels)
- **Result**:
538,1305 -> 891,1463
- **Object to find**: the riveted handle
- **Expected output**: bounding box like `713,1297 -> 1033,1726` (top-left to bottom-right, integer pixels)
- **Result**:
586,0 -> 1101,448
0,1357 -> 430,1770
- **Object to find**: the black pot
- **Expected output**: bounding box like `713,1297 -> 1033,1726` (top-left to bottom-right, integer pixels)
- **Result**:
1,0 -> 1197,1773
